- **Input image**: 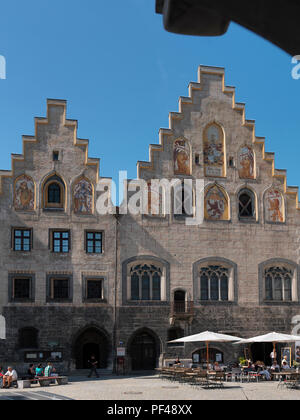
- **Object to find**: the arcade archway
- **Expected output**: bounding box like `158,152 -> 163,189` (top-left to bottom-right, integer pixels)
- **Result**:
73,327 -> 109,369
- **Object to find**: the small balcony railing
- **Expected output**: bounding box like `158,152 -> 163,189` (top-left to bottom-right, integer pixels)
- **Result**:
170,301 -> 194,318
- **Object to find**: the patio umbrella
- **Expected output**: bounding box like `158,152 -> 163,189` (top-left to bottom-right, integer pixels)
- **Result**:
234,332 -> 300,364
169,331 -> 242,370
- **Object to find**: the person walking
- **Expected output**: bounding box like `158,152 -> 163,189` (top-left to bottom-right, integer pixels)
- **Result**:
88,355 -> 100,378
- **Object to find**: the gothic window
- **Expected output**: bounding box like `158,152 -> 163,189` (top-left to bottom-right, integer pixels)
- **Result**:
264,267 -> 293,302
43,174 -> 65,210
238,189 -> 256,220
200,266 -> 229,302
130,264 -> 162,301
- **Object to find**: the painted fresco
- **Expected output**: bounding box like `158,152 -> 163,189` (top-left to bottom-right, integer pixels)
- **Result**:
265,189 -> 284,223
203,124 -> 225,177
174,139 -> 191,176
14,175 -> 35,211
205,185 -> 229,221
238,146 -> 255,179
73,178 -> 93,214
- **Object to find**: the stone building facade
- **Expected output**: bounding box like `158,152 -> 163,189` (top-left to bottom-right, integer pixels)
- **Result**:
0,66 -> 300,372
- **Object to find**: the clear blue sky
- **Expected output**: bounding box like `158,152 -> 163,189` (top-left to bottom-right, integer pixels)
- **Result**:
0,0 -> 299,194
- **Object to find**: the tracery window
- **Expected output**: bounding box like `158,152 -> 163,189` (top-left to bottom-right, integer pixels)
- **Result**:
130,264 -> 162,301
265,267 -> 292,302
200,266 -> 229,302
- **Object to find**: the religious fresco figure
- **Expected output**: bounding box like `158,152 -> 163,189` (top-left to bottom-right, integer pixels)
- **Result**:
14,175 -> 35,211
174,139 -> 191,176
203,124 -> 225,177
265,189 -> 284,223
73,178 -> 93,214
205,184 -> 229,221
238,146 -> 255,179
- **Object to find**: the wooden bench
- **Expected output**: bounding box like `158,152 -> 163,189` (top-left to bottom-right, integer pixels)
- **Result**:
18,376 -> 68,389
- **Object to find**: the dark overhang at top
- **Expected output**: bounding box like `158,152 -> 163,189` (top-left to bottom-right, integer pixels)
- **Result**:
156,0 -> 300,56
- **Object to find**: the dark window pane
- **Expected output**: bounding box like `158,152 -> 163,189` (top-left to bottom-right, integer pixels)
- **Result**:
239,192 -> 254,218
210,273 -> 219,301
284,275 -> 292,301
152,273 -> 161,301
201,274 -> 209,301
265,274 -> 273,300
14,278 -> 30,299
53,279 -> 69,299
48,183 -> 61,204
220,274 -> 228,301
131,273 -> 139,300
87,280 -> 103,299
274,275 -> 283,301
141,273 -> 150,300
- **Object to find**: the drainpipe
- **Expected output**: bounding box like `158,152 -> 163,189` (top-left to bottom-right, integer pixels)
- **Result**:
112,207 -> 120,373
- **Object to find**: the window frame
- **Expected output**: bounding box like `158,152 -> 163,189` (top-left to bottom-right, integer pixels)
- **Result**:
193,258 -> 237,305
85,231 -> 104,255
9,273 -> 35,303
12,228 -> 33,252
46,274 -> 73,303
237,188 -> 257,222
50,229 -> 71,254
122,256 -> 170,306
259,259 -> 299,305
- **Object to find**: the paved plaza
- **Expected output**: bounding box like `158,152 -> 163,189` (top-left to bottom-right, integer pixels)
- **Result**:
1,374 -> 300,401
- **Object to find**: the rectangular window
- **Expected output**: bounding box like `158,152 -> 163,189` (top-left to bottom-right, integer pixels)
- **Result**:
52,231 -> 70,253
86,232 -> 103,254
51,278 -> 70,300
13,229 -> 32,252
13,278 -> 31,299
86,280 -> 104,300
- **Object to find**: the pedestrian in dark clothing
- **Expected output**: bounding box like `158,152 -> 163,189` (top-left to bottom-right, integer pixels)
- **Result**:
87,355 -> 100,378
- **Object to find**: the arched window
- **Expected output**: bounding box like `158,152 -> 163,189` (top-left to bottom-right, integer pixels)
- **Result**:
265,267 -> 293,302
259,260 -> 298,304
194,258 -> 237,303
130,264 -> 162,301
238,189 -> 256,220
200,266 -> 229,302
18,327 -> 38,349
43,174 -> 65,209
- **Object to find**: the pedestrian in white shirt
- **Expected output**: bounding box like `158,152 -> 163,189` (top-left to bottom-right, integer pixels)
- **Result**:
2,367 -> 18,388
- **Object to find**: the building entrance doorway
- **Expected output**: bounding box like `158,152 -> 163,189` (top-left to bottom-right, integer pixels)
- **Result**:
74,327 -> 108,369
251,343 -> 273,366
129,332 -> 158,371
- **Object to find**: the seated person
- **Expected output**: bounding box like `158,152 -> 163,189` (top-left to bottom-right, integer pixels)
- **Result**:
35,364 -> 44,377
44,362 -> 58,377
174,358 -> 181,366
270,361 -> 280,373
2,367 -> 18,388
281,356 -> 289,367
281,361 -> 291,370
244,360 -> 256,373
27,364 -> 36,380
257,365 -> 271,381
213,362 -> 223,372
